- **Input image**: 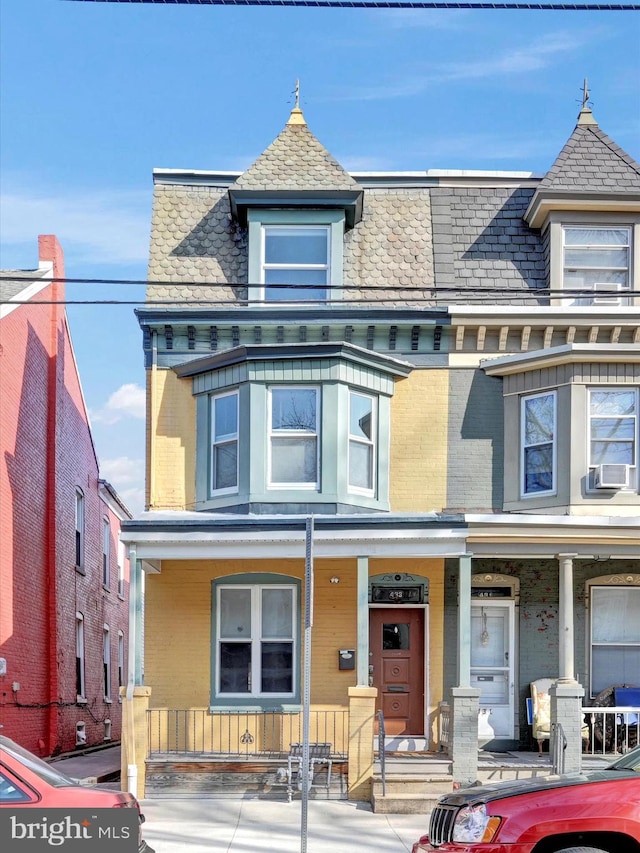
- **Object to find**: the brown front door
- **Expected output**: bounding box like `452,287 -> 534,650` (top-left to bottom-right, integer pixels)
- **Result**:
369,608 -> 425,736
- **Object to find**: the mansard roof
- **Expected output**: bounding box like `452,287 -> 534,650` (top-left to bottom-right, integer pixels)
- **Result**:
525,107 -> 640,227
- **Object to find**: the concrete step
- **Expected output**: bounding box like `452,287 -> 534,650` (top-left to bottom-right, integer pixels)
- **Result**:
372,791 -> 442,814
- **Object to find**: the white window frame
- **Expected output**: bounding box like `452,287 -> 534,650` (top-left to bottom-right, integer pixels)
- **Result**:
117,541 -> 125,597
562,225 -> 631,304
588,387 -> 638,490
117,630 -> 125,699
210,390 -> 239,495
520,390 -> 557,497
348,390 -> 376,496
268,386 -> 320,490
261,224 -> 330,302
103,625 -> 111,701
102,517 -> 110,588
75,489 -> 85,571
589,584 -> 640,697
76,613 -> 86,702
215,584 -> 297,699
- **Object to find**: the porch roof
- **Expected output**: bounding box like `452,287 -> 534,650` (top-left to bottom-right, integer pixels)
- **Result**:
120,511 -> 468,566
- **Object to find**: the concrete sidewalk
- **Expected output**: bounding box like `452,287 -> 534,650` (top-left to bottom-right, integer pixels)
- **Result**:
139,798 -> 428,853
49,743 -> 121,784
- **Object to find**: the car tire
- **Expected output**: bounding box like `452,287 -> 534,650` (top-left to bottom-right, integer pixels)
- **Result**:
558,848 -> 608,853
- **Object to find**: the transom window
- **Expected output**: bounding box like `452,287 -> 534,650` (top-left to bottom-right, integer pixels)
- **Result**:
211,391 -> 238,494
521,391 -> 556,496
349,391 -> 376,494
269,387 -> 319,488
563,226 -> 630,304
216,585 -> 295,697
262,226 -> 329,301
590,586 -> 640,695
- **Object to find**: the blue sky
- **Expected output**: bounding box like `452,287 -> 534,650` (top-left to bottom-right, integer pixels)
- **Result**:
1,0 -> 639,514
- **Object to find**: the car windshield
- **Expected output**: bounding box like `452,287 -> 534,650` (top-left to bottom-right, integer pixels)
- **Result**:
0,738 -> 81,789
608,743 -> 640,773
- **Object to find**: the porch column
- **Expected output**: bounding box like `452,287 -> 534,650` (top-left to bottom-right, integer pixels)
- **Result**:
121,550 -> 147,796
347,686 -> 378,801
356,556 -> 369,686
550,553 -> 584,774
451,553 -> 480,788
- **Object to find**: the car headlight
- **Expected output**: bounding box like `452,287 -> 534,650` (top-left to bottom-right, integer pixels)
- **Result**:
452,804 -> 501,843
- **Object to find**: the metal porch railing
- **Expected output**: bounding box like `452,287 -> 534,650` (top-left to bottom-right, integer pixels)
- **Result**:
147,708 -> 348,759
582,705 -> 640,756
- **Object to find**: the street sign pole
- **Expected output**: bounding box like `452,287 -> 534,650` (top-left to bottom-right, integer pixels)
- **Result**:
301,515 -> 314,853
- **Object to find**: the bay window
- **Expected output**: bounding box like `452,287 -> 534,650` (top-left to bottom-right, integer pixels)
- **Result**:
211,391 -> 238,493
521,391 -> 556,496
269,386 -> 319,488
349,391 -> 376,493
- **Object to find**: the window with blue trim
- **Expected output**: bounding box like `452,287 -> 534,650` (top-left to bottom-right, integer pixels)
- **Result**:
216,584 -> 296,699
263,225 -> 330,301
211,390 -> 239,494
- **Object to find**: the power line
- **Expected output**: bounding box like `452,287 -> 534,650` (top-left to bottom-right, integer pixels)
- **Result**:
64,0 -> 640,11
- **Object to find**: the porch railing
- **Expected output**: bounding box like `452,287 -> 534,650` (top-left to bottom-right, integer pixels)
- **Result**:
582,705 -> 640,756
376,710 -> 386,797
147,708 -> 348,759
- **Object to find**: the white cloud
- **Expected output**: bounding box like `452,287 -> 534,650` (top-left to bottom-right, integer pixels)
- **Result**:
0,186 -> 150,265
99,455 -> 146,515
91,383 -> 146,425
329,29 -> 602,102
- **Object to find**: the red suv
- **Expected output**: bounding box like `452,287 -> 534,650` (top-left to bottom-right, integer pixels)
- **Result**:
412,743 -> 640,853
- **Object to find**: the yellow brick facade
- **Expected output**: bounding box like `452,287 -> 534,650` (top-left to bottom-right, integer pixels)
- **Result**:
147,368 -> 196,510
389,369 -> 449,512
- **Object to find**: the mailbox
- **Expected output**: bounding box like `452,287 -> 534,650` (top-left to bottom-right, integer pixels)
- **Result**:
338,649 -> 355,670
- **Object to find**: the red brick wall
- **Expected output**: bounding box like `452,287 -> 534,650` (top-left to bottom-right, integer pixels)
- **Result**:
0,237 -> 130,756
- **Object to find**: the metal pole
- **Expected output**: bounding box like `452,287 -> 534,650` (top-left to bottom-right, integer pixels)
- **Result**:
301,516 -> 314,853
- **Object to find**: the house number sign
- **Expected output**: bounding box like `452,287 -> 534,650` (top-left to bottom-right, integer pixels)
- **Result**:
371,586 -> 422,604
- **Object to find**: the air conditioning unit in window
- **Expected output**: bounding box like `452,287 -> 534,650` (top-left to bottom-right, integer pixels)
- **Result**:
592,283 -> 622,305
594,463 -> 629,489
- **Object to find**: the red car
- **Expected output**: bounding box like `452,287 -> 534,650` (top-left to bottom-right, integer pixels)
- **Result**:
0,734 -> 154,852
412,743 -> 640,853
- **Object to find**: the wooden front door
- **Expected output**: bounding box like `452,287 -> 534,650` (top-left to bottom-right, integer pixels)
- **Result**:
369,608 -> 425,736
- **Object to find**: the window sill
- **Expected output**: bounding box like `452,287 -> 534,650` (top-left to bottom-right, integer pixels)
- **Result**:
102,585 -> 110,593
75,566 -> 86,576
104,698 -> 112,704
77,696 -> 87,705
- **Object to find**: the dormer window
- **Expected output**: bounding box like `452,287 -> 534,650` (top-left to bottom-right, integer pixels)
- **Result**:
563,226 -> 631,304
263,226 -> 330,301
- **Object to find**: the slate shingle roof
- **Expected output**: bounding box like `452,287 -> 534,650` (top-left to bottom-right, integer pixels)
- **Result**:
0,269 -> 48,303
233,110 -> 359,192
539,109 -> 640,193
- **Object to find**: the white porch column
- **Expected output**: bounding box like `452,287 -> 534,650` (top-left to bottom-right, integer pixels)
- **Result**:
451,553 -> 480,788
356,556 -> 369,686
550,553 -> 584,774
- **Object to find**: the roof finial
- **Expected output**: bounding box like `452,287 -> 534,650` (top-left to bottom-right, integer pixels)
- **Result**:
287,79 -> 306,126
577,78 -> 597,125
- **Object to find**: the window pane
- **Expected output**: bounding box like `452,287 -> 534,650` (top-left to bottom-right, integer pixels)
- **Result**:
591,391 -> 636,416
382,623 -> 410,650
565,248 -> 629,269
592,589 -> 640,643
214,395 -> 237,441
213,442 -> 237,490
261,642 -> 293,692
592,647 -> 640,695
590,441 -> 634,465
591,418 -> 635,440
524,446 -> 553,492
349,440 -> 373,490
220,588 -> 251,637
262,589 -> 293,639
219,643 -> 251,693
524,396 -> 554,444
264,268 -> 327,286
350,394 -> 373,440
565,228 -> 629,246
271,437 -> 317,483
265,228 -> 327,265
272,389 -> 316,431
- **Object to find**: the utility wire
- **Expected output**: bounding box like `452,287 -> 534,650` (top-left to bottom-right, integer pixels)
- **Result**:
64,0 -> 640,11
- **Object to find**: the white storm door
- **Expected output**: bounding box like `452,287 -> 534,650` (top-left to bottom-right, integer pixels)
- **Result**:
470,601 -> 515,739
